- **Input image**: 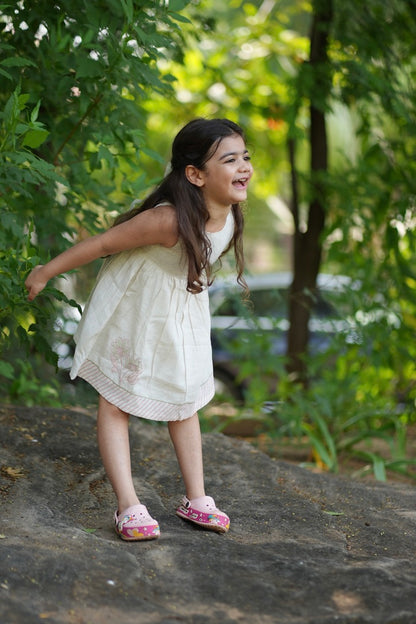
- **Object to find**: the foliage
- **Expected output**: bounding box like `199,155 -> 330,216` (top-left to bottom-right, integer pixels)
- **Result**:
273,333 -> 416,481
194,0 -> 416,476
273,367 -> 415,482
208,322 -> 416,481
321,0 -> 416,436
0,0 -> 191,403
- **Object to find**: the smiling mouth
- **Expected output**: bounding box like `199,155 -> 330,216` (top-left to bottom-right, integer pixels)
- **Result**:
232,178 -> 249,188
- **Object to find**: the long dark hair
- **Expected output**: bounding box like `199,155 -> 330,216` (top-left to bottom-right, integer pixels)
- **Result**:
114,118 -> 247,294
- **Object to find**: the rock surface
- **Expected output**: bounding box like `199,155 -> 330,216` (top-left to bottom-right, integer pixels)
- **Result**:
0,404 -> 415,624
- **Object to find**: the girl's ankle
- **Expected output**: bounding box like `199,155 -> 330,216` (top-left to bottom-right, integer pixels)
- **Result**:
186,491 -> 205,501
117,497 -> 141,514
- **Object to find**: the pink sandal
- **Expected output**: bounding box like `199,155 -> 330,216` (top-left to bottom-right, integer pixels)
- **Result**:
114,504 -> 160,541
176,496 -> 230,533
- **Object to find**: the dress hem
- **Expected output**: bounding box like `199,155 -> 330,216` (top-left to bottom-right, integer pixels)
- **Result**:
72,359 -> 215,422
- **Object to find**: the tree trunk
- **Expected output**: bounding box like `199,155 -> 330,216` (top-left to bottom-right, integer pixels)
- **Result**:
286,0 -> 333,381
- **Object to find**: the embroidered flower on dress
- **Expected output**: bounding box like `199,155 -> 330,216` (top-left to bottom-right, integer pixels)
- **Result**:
110,337 -> 143,385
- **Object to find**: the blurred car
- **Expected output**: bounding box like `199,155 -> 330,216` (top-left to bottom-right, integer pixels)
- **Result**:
209,272 -> 363,402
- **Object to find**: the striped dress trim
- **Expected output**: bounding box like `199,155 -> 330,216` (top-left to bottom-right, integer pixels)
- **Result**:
77,359 -> 215,421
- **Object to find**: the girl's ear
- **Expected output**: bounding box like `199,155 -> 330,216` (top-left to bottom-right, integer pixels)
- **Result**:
185,165 -> 205,187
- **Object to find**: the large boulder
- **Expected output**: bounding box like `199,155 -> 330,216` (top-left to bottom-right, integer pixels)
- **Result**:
1,405 -> 415,623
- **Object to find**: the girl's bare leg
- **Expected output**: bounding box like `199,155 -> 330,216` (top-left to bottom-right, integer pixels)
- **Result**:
168,413 -> 205,500
97,395 -> 140,513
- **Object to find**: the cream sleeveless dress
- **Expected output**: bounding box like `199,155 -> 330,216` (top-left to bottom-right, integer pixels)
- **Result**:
70,210 -> 234,421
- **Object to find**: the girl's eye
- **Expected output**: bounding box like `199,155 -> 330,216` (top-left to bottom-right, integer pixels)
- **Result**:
223,154 -> 251,164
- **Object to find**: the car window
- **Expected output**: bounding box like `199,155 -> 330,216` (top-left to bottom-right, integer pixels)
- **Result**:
214,285 -> 350,320
310,292 -> 335,318
249,289 -> 287,317
314,290 -> 351,319
214,288 -> 287,317
214,291 -> 244,316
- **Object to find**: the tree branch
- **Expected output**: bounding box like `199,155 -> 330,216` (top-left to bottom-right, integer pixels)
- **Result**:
53,94 -> 103,166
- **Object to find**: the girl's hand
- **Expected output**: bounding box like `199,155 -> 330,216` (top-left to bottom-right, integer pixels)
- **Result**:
25,265 -> 48,301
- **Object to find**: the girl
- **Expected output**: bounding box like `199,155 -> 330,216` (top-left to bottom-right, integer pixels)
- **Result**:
25,118 -> 253,541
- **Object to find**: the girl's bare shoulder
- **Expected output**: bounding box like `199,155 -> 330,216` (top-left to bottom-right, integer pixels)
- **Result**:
128,203 -> 178,248
152,202 -> 177,223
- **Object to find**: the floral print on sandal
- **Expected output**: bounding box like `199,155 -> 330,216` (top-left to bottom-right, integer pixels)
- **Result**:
176,495 -> 230,533
114,504 -> 160,541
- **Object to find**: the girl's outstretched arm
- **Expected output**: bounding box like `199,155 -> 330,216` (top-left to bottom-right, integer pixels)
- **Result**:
25,205 -> 177,300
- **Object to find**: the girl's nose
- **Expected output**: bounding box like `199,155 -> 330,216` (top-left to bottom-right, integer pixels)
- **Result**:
239,158 -> 252,172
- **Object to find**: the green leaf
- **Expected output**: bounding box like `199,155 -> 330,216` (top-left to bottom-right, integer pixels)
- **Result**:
120,0 -> 134,24
372,456 -> 387,482
140,145 -> 165,163
30,100 -> 41,123
167,0 -> 190,11
17,93 -> 30,108
0,361 -> 14,380
76,59 -> 103,78
3,90 -> 18,127
355,451 -> 387,482
22,129 -> 50,148
0,67 -> 12,80
167,12 -> 191,24
0,212 -> 23,237
47,288 -> 82,314
98,144 -> 115,166
0,56 -> 37,68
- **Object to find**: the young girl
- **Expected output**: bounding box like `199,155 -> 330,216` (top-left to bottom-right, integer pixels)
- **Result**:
25,118 -> 253,541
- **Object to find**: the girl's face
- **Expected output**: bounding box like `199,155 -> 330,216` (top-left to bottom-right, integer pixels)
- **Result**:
197,134 -> 253,210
